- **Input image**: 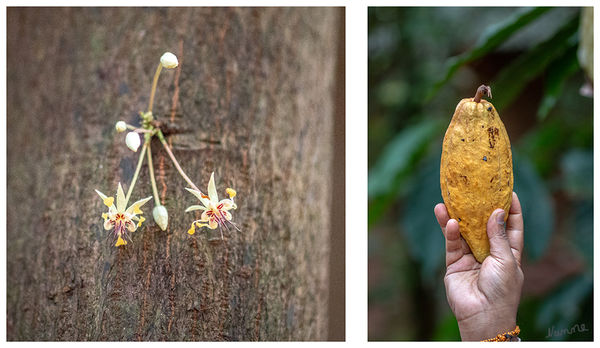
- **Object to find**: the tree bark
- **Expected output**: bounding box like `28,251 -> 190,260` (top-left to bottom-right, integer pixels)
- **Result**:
7,7 -> 342,341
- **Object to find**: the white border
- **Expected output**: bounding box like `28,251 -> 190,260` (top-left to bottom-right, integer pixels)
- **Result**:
346,2 -> 367,344
2,1 -> 599,346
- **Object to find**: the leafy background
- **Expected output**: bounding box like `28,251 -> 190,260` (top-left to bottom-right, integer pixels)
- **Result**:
368,7 -> 593,341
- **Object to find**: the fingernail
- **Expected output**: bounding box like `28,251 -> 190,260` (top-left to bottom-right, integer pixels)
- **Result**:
497,210 -> 506,224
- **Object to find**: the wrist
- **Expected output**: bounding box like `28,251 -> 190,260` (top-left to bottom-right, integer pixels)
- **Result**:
457,310 -> 516,341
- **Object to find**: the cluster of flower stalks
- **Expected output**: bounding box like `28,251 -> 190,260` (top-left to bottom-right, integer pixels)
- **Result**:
95,52 -> 238,247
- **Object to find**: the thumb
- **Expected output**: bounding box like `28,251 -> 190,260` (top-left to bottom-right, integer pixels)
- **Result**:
487,209 -> 512,261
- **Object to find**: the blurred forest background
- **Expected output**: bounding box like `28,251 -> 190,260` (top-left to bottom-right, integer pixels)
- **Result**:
368,7 -> 592,341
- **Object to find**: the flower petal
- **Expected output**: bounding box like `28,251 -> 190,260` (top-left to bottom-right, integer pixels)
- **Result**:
218,199 -> 234,210
185,205 -> 207,213
95,189 -> 108,200
116,183 -> 127,212
200,210 -> 210,222
126,220 -> 137,232
208,219 -> 218,229
137,216 -> 146,227
104,196 -> 115,207
185,187 -> 210,207
226,188 -> 236,199
195,222 -> 210,229
104,219 -> 114,230
126,196 -> 153,215
222,210 -> 232,221
115,236 -> 127,247
207,172 -> 218,203
96,189 -> 115,208
187,223 -> 196,235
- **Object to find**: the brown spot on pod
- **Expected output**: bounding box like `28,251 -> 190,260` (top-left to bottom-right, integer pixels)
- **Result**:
487,126 -> 499,148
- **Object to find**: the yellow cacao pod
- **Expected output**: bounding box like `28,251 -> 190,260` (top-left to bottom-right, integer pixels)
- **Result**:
440,85 -> 513,263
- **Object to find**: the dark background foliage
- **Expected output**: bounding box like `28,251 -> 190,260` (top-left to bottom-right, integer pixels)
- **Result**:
368,7 -> 592,341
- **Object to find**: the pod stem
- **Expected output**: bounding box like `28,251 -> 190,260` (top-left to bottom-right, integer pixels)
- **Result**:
473,85 -> 492,103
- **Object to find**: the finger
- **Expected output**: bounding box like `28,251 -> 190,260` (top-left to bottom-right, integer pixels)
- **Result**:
486,209 -> 513,262
445,219 -> 465,267
435,203 -> 472,256
434,203 -> 449,232
506,192 -> 524,266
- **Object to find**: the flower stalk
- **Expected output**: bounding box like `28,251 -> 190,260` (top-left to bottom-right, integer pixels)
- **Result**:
148,63 -> 163,113
156,129 -> 202,193
125,141 -> 148,203
146,137 -> 161,206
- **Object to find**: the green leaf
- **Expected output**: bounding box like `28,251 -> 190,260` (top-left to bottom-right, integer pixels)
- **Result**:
570,200 -> 593,270
518,120 -> 568,177
536,274 -> 593,340
432,313 -> 461,341
399,155 -> 445,283
560,149 -> 593,200
516,297 -> 544,340
537,44 -> 580,119
368,192 -> 398,227
368,119 -> 442,199
513,153 -> 554,260
427,7 -> 552,100
491,15 -> 580,111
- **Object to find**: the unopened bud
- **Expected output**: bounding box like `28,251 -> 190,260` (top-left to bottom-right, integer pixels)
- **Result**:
115,121 -> 127,133
160,52 -> 178,69
153,205 -> 169,231
125,132 -> 141,152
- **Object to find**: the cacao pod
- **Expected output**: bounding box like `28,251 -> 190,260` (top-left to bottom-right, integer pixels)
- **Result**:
440,85 -> 513,263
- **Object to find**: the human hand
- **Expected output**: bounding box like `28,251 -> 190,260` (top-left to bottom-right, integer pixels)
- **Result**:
434,192 -> 524,341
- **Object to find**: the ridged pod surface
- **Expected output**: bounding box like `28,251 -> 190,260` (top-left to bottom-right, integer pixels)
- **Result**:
440,86 -> 513,263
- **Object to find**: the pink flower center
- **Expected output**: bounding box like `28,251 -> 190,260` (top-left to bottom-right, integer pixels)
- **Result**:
206,206 -> 229,227
113,213 -> 131,238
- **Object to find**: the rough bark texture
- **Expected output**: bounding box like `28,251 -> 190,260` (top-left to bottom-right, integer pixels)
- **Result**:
7,7 -> 343,341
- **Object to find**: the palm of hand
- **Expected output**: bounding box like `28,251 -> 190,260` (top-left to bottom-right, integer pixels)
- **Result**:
444,254 -> 506,322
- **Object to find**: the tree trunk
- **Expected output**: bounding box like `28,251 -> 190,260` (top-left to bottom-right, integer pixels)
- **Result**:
7,7 -> 343,341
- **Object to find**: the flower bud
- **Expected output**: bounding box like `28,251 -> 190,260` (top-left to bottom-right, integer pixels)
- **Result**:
160,52 -> 178,69
153,205 -> 169,231
115,121 -> 127,133
125,132 -> 141,152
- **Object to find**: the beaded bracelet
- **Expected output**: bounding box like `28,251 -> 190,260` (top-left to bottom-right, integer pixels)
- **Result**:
481,325 -> 520,342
